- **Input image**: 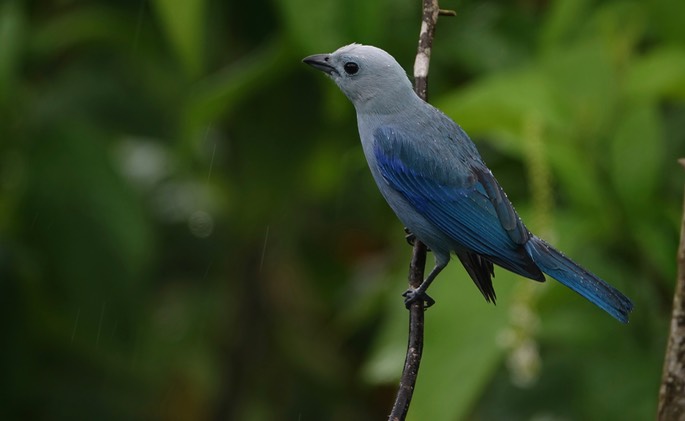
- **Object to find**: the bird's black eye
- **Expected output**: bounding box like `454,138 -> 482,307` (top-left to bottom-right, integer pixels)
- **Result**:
343,62 -> 359,75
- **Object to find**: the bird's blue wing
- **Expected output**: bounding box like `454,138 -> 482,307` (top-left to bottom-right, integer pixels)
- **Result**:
373,125 -> 543,280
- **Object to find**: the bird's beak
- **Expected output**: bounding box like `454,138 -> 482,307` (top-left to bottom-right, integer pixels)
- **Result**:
302,54 -> 338,75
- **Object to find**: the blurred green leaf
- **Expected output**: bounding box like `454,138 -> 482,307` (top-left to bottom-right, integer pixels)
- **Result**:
275,0 -> 345,51
540,0 -> 591,51
547,140 -> 607,211
625,46 -> 685,101
609,104 -> 663,210
185,39 -> 291,136
29,6 -> 140,59
437,68 -> 561,157
634,219 -> 678,282
650,0 -> 685,45
152,0 -> 206,77
344,0 -> 387,43
24,123 -> 153,303
541,41 -> 617,141
0,0 -> 23,107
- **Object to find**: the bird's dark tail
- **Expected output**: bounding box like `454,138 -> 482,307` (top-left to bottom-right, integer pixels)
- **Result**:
524,236 -> 633,323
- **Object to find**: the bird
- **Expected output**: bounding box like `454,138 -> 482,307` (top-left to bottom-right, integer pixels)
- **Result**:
303,43 -> 633,323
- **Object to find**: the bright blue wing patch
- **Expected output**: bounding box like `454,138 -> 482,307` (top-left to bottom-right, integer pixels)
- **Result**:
373,126 -> 539,278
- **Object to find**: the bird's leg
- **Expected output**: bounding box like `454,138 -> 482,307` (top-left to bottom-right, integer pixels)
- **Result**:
403,227 -> 431,251
402,260 -> 447,309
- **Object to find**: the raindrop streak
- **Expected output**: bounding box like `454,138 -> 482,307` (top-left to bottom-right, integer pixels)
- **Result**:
132,0 -> 145,54
207,129 -> 217,182
259,225 -> 270,273
71,308 -> 81,343
203,258 -> 214,279
96,302 -> 106,347
130,331 -> 140,371
110,320 -> 119,341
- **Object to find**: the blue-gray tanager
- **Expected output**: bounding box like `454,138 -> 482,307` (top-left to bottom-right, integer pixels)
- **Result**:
303,44 -> 633,323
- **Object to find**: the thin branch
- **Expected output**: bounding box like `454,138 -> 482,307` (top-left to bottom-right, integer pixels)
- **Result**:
388,241 -> 427,421
657,158 -> 685,420
412,0 -> 440,102
388,1 -> 453,420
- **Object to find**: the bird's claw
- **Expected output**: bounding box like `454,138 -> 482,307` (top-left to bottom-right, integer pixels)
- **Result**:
402,288 -> 435,309
404,227 -> 417,246
403,228 -> 431,251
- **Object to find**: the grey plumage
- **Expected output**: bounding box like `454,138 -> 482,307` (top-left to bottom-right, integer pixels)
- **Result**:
303,44 -> 632,322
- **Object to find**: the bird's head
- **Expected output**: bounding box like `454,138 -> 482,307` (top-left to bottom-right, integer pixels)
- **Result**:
303,44 -> 416,113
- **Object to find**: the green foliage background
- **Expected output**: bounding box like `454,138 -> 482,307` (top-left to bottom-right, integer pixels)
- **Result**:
2,0 -> 684,419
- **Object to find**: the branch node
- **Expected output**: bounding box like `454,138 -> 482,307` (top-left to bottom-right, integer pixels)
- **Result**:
439,9 -> 457,16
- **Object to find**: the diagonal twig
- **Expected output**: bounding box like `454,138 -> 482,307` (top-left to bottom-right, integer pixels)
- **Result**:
388,1 -> 454,420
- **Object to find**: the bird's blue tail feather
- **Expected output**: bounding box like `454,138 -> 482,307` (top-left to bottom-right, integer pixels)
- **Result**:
524,236 -> 633,323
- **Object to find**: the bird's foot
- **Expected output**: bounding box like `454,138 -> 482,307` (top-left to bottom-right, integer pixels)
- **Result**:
403,228 -> 431,251
402,288 -> 435,309
404,227 -> 417,246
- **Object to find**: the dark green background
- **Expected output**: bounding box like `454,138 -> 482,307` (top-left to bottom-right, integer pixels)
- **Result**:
2,0 -> 684,419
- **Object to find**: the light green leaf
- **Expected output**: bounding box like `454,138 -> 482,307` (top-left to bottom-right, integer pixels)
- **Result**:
609,104 -> 664,210
625,46 -> 685,101
541,41 -> 617,141
152,0 -> 206,77
436,68 -> 562,157
539,0 -> 592,51
547,140 -> 607,211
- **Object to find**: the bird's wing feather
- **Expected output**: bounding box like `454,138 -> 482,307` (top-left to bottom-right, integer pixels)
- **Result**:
373,125 -> 543,280
471,164 -> 530,245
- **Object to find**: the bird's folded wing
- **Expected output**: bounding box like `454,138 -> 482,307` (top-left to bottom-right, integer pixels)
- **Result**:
471,164 -> 530,245
373,125 -> 539,278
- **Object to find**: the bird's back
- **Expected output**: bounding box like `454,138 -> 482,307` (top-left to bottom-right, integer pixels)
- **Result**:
358,101 -> 545,282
